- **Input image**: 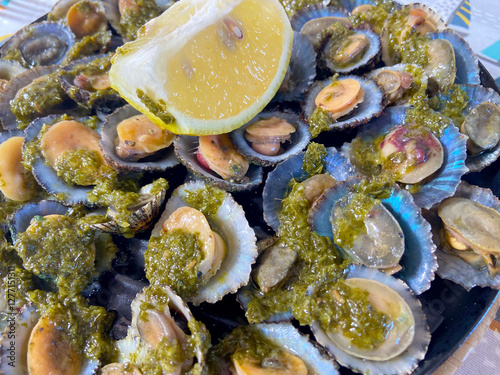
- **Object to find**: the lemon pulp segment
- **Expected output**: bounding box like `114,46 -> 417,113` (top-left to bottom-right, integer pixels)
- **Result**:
110,0 -> 292,135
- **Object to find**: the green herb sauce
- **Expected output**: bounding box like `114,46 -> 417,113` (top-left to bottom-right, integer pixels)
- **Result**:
28,290 -> 116,363
302,142 -> 327,177
332,192 -> 379,249
146,229 -> 204,299
63,30 -> 113,65
184,184 -> 225,219
15,214 -> 96,296
207,325 -> 286,373
136,89 -> 176,125
118,0 -> 163,41
308,107 -> 333,138
428,85 -> 470,127
10,71 -> 67,128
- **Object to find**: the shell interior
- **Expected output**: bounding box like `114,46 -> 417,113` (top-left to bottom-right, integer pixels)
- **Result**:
429,30 -> 480,86
151,180 -> 258,305
309,180 -> 436,294
253,323 -> 339,374
424,181 -> 500,290
311,265 -> 430,375
23,115 -> 99,206
321,28 -> 381,74
230,111 -> 311,167
99,105 -> 180,173
350,106 -> 468,209
174,135 -> 263,192
304,75 -> 384,131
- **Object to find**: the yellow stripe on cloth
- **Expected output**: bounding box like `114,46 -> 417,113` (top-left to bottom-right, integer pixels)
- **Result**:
460,6 -> 471,14
456,11 -> 471,26
0,34 -> 12,43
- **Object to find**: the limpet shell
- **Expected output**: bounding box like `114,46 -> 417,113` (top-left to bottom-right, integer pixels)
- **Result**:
230,111 -> 311,167
23,115 -> 100,206
342,106 -> 468,209
0,22 -> 75,68
151,180 -> 258,305
303,75 -> 384,132
309,179 -> 436,294
262,147 -> 356,232
99,105 -> 180,173
423,181 -> 500,290
311,265 -> 430,375
174,135 -> 263,192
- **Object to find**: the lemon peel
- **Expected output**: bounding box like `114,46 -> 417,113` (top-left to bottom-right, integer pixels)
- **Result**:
110,0 -> 293,135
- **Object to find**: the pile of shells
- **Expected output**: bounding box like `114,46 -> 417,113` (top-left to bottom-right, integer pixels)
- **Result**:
0,1 -> 499,374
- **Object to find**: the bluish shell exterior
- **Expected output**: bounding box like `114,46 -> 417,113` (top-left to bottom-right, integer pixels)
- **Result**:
291,4 -> 350,32
0,128 -> 23,143
230,111 -> 311,167
351,106 -> 468,209
274,32 -> 317,103
9,200 -> 68,241
311,265 -> 430,375
1,22 -> 75,67
429,30 -> 480,86
458,84 -> 500,172
174,135 -> 263,192
99,105 -> 180,173
304,75 -> 384,131
262,147 -> 353,232
24,115 -> 101,206
322,28 -> 381,74
423,181 -> 500,290
309,180 -> 437,294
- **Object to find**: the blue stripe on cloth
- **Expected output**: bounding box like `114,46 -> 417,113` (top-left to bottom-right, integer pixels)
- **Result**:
482,40 -> 500,62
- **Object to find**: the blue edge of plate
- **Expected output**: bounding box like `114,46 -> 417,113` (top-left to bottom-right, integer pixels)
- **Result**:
1,18 -> 499,375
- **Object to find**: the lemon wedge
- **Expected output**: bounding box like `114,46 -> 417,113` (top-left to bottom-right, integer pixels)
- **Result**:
110,0 -> 293,135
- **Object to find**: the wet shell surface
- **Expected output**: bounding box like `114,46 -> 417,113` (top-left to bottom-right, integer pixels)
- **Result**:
428,29 -> 480,87
151,180 -> 258,305
0,22 -> 75,68
0,65 -> 59,130
174,135 -> 263,192
320,28 -> 381,74
423,181 -> 500,290
230,111 -> 311,167
452,84 -> 500,172
23,115 -> 99,206
309,180 -> 437,294
274,32 -> 317,103
304,75 -> 384,131
262,147 -> 356,232
343,106 -> 468,209
88,182 -> 167,234
311,265 -> 430,375
99,105 -> 180,173
58,54 -> 124,109
366,63 -> 427,106
291,4 -> 352,49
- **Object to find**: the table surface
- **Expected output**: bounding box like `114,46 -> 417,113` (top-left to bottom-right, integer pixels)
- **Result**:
1,1 -> 500,374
